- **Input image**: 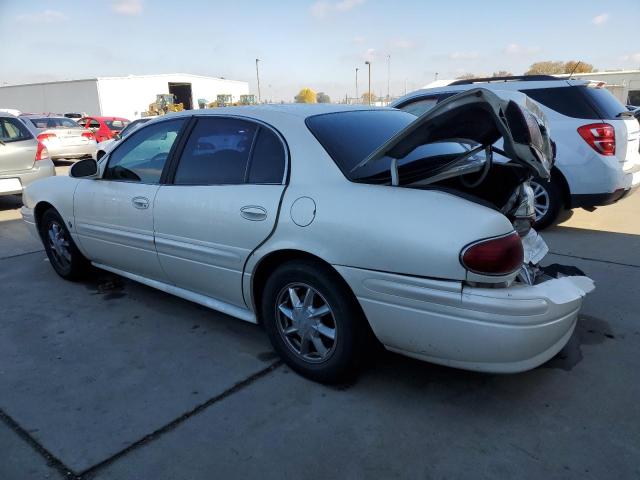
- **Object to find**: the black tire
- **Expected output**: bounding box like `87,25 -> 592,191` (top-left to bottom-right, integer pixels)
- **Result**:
531,177 -> 563,230
261,259 -> 370,384
39,208 -> 89,280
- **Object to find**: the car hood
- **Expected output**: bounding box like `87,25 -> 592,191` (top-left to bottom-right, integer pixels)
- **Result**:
351,88 -> 554,182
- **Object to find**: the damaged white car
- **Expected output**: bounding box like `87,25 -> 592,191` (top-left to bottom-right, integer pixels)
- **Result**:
21,90 -> 594,383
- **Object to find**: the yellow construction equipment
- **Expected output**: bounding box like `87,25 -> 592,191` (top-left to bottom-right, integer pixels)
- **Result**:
142,94 -> 184,117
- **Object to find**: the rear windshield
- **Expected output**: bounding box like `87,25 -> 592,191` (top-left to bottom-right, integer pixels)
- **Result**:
29,117 -> 80,129
305,110 -> 415,179
105,120 -> 129,130
520,85 -> 626,120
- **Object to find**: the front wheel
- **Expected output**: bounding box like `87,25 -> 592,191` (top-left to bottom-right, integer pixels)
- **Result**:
261,260 -> 370,383
40,208 -> 89,280
530,178 -> 563,230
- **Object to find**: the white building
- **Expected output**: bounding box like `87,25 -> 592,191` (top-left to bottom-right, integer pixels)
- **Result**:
557,70 -> 640,105
0,73 -> 250,120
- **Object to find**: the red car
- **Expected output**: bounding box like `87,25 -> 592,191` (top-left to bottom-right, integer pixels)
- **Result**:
79,116 -> 130,143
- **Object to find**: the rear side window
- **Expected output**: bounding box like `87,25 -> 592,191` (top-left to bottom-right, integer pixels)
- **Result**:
248,128 -> 285,183
174,117 -> 257,185
0,118 -> 32,142
520,85 -> 625,120
306,110 -> 415,178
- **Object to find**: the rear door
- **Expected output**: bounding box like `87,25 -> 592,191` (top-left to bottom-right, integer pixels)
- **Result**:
154,116 -> 287,307
0,116 -> 36,173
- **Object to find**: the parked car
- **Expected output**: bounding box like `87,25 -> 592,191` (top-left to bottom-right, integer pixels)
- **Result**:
627,105 -> 640,121
79,116 -> 130,143
20,114 -> 97,161
392,76 -> 640,228
0,112 -> 55,197
94,117 -> 152,160
21,96 -> 594,382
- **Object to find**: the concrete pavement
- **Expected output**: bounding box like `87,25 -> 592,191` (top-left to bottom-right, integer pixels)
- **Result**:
0,169 -> 638,479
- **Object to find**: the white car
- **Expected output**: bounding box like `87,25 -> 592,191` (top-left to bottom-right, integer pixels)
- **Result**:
21,91 -> 594,382
393,76 -> 640,228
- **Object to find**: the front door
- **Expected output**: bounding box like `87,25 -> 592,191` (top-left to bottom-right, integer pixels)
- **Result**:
154,116 -> 287,307
74,117 -> 186,281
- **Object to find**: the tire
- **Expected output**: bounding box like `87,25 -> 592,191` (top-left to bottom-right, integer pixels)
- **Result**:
531,177 -> 563,230
39,208 -> 89,280
261,259 -> 370,383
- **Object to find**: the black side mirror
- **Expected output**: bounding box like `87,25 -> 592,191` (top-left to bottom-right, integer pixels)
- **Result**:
70,158 -> 98,178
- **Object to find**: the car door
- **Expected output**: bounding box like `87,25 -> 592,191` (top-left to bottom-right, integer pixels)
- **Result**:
74,117 -> 186,281
154,116 -> 287,308
0,116 -> 36,174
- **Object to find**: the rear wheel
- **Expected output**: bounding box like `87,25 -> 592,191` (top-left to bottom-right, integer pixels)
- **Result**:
531,178 -> 563,230
261,260 -> 370,383
40,208 -> 89,280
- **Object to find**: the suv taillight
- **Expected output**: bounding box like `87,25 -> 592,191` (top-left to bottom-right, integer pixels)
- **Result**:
35,141 -> 49,161
461,232 -> 523,276
37,132 -> 56,143
577,123 -> 616,156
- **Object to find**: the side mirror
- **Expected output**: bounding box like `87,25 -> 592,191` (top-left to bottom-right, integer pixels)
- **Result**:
113,133 -> 121,140
70,158 -> 99,178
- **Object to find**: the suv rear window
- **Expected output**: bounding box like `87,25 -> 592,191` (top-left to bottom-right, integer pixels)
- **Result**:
521,85 -> 626,120
305,110 -> 415,179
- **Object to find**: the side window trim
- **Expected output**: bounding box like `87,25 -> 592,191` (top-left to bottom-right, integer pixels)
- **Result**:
101,117 -> 188,185
243,125 -> 262,183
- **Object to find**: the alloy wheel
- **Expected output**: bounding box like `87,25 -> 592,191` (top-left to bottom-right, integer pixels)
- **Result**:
275,283 -> 337,363
531,181 -> 550,221
47,221 -> 72,270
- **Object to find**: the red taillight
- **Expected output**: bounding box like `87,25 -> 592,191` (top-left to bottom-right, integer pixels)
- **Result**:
577,123 -> 616,156
35,141 -> 49,161
81,131 -> 95,140
37,132 -> 56,143
461,232 -> 523,276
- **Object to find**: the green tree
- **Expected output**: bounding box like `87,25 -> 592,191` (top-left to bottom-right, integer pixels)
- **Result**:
316,92 -> 331,103
525,61 -> 566,75
294,88 -> 317,103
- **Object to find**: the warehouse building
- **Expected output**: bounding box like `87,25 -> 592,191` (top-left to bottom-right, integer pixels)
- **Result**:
559,70 -> 640,105
0,73 -> 250,119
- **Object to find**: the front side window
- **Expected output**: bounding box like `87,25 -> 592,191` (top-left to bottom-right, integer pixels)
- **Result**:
0,118 -> 32,142
104,118 -> 185,183
174,117 -> 257,185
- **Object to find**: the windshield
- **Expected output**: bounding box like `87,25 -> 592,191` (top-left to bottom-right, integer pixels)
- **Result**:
306,110 -> 415,180
29,117 -> 81,129
105,119 -> 129,130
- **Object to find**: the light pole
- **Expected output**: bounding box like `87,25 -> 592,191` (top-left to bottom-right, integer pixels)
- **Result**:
255,58 -> 261,103
386,54 -> 390,103
355,67 -> 359,104
365,60 -> 371,105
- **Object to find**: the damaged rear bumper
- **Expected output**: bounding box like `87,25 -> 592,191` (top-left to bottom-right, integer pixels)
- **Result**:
335,265 -> 594,373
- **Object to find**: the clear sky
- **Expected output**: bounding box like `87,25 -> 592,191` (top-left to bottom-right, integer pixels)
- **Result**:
1,0 -> 639,102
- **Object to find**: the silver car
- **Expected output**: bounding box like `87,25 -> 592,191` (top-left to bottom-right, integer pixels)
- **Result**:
20,115 -> 97,161
0,113 -> 55,197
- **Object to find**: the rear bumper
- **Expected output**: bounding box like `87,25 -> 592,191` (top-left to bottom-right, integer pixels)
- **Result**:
48,143 -> 96,160
570,164 -> 640,208
0,160 -> 56,196
336,265 -> 595,373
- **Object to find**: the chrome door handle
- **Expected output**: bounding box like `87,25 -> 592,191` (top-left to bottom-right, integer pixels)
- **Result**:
132,196 -> 149,209
240,205 -> 267,221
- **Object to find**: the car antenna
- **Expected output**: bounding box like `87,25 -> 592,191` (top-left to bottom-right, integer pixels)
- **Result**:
567,61 -> 582,80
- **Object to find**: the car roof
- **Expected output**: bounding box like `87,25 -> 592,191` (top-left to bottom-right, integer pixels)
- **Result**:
392,78 -> 591,107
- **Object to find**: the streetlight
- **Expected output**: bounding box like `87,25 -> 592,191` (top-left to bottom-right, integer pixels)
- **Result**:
386,54 -> 390,103
255,58 -> 261,103
355,67 -> 359,104
365,60 -> 371,105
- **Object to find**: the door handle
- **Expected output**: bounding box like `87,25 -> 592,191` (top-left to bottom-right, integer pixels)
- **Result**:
240,205 -> 267,221
132,196 -> 149,209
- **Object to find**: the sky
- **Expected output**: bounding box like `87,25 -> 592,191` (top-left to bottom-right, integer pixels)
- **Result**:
1,0 -> 639,102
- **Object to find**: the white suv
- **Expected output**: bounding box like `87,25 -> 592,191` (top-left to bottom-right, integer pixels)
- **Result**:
392,75 -> 640,228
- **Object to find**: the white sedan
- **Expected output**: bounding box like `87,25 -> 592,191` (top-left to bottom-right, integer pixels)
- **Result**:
21,89 -> 594,382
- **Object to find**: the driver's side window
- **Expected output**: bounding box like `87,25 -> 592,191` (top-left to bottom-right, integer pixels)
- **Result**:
103,118 -> 185,183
